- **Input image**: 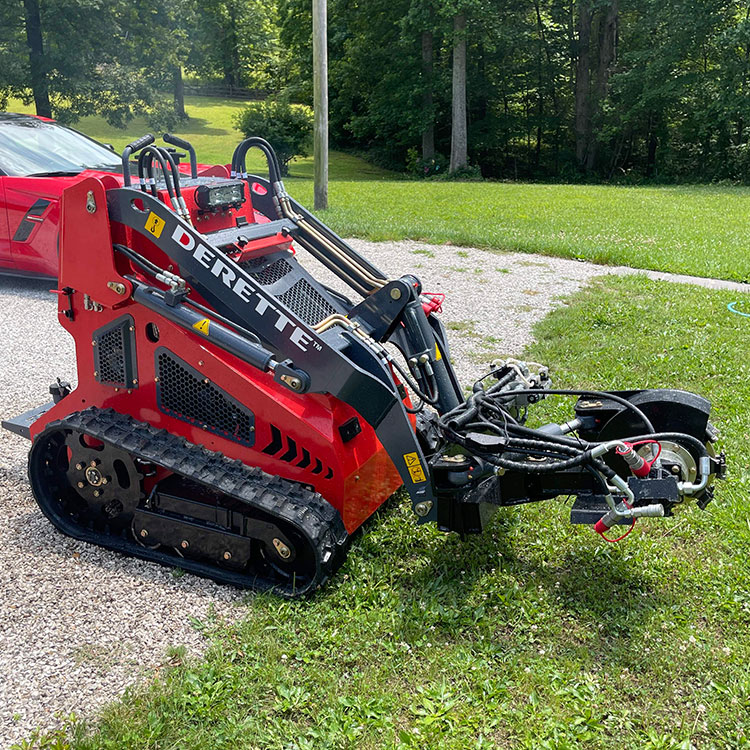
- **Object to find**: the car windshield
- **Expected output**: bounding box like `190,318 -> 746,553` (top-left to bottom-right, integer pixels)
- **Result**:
0,117 -> 121,176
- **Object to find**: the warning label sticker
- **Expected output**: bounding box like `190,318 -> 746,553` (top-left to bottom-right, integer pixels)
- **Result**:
403,451 -> 426,483
145,212 -> 165,238
192,318 -> 210,335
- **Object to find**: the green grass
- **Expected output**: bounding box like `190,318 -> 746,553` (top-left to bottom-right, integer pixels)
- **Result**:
18,276 -> 750,750
289,180 -> 750,283
10,96 -> 750,281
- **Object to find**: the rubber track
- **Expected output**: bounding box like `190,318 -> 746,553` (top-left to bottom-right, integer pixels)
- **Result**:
29,407 -> 348,597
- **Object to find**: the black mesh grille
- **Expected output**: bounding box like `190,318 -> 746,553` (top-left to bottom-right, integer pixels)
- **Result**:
238,257 -> 292,286
93,316 -> 137,388
156,350 -> 255,446
98,327 -> 126,384
278,279 -> 337,325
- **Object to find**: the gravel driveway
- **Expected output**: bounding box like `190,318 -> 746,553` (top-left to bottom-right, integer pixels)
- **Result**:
0,239 -> 741,746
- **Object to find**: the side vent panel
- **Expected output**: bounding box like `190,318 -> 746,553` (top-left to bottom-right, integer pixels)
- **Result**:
155,349 -> 255,447
93,315 -> 138,389
261,424 -> 334,480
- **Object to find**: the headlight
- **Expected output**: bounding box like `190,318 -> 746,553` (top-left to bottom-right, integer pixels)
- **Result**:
195,181 -> 246,211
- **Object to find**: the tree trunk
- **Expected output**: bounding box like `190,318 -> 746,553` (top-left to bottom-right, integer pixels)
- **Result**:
421,30 -> 435,161
450,13 -> 468,172
646,113 -> 658,178
173,66 -> 186,119
22,0 -> 51,118
574,0 -> 593,171
585,0 -> 618,172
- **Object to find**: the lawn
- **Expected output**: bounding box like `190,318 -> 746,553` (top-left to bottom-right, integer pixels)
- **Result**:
288,180 -> 750,283
20,275 -> 750,750
9,96 -> 750,282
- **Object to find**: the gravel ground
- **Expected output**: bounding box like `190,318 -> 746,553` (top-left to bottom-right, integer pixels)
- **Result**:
0,239 -> 742,746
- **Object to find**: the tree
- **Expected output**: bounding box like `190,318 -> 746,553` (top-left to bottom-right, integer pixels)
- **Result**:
0,0 -> 189,128
450,12 -> 468,171
421,30 -> 435,161
21,0 -> 50,117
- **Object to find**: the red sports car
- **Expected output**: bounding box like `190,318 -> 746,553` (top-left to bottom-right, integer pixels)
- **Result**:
0,113 -> 220,279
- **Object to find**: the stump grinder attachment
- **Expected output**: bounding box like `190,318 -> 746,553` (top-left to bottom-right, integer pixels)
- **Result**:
2,134 -> 726,596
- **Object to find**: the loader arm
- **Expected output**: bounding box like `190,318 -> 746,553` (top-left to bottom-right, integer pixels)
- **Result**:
106,188 -> 437,512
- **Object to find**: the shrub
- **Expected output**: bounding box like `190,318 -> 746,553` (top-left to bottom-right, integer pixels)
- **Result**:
442,163 -> 483,181
405,147 -> 448,178
233,99 -> 313,176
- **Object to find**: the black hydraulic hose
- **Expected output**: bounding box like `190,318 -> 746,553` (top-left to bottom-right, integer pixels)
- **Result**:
163,133 -> 197,179
390,356 -> 439,406
121,133 -> 155,187
448,431 -> 591,474
505,422 -> 591,448
158,146 -> 183,200
142,146 -> 179,208
114,243 -> 162,276
480,388 -> 656,435
233,137 -> 281,183
139,146 -> 176,202
137,148 -> 158,196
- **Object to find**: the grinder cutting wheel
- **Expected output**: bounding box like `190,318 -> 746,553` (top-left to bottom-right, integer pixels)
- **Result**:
2,133 -> 727,596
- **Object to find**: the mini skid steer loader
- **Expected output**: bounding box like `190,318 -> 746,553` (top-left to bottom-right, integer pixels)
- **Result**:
2,134 -> 727,596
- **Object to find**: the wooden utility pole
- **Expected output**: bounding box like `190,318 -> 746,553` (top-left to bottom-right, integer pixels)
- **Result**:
313,0 -> 328,210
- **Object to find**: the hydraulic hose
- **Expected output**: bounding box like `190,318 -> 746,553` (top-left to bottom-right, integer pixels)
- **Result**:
232,136 -> 281,183
480,387 -> 656,435
157,146 -> 191,222
233,137 -> 388,295
121,133 -> 155,187
138,146 -> 174,200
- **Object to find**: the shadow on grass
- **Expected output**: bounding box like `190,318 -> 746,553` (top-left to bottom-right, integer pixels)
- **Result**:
175,116 -> 229,138
384,506 -> 663,660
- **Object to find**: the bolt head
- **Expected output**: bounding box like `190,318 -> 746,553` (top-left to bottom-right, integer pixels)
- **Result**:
140,529 -> 148,538
414,501 -> 433,517
390,287 -> 402,300
180,540 -> 189,549
77,481 -> 85,489
76,462 -> 85,471
223,551 -> 232,561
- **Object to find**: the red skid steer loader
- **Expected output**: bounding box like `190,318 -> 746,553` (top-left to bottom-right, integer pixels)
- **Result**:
2,134 -> 726,596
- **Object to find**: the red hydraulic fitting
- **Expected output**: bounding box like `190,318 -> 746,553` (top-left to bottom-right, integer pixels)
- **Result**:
594,511 -> 617,535
616,442 -> 652,478
421,293 -> 445,316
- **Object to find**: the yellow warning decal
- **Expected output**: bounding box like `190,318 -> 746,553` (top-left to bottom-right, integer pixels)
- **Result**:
192,318 -> 210,335
145,212 -> 165,238
435,343 -> 443,361
403,451 -> 427,483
